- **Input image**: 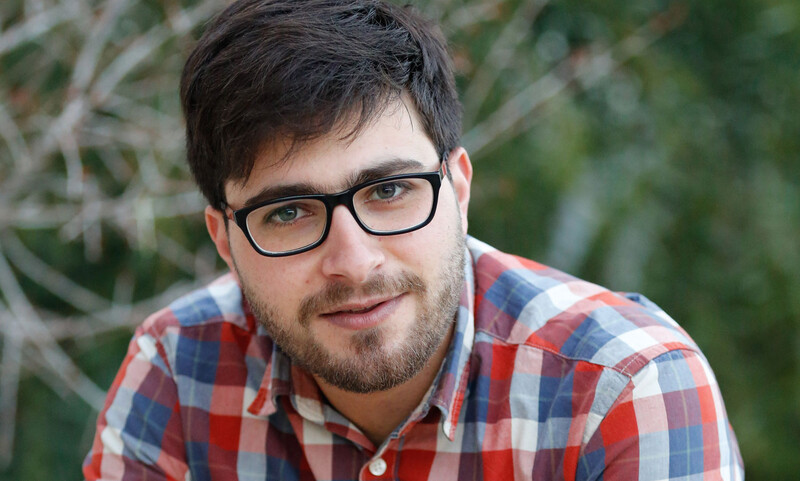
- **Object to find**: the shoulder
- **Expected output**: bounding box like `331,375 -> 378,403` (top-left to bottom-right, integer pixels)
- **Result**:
127,272 -> 270,391
141,273 -> 248,330
467,237 -> 699,376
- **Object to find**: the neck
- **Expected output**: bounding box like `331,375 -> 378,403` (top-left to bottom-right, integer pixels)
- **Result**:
315,325 -> 453,447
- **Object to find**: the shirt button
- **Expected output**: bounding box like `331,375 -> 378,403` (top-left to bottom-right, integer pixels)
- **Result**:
368,457 -> 387,476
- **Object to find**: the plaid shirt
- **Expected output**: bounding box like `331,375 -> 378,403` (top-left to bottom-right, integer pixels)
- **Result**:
84,236 -> 743,480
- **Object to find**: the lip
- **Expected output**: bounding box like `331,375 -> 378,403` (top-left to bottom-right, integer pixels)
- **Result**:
319,294 -> 406,330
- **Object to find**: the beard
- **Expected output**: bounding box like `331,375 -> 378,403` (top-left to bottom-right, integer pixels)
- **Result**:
238,231 -> 466,394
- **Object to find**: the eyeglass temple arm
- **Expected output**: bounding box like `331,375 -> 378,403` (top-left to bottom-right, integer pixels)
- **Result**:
440,151 -> 452,180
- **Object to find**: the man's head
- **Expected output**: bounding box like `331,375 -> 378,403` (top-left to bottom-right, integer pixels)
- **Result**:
180,0 -> 462,211
183,0 -> 472,394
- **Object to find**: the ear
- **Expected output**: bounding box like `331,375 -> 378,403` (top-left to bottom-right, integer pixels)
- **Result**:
446,147 -> 472,235
205,205 -> 238,278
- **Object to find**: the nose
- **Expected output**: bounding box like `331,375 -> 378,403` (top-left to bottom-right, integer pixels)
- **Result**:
319,205 -> 385,283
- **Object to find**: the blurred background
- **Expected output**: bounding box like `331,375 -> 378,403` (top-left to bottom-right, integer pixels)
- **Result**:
0,0 -> 798,478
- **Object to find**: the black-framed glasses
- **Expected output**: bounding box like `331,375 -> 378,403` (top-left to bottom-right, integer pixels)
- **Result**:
226,162 -> 449,257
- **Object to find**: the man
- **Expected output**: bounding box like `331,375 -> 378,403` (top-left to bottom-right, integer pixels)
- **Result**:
84,0 -> 743,479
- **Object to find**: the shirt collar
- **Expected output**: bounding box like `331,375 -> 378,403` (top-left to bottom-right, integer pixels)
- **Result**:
427,241 -> 476,440
245,322 -> 287,417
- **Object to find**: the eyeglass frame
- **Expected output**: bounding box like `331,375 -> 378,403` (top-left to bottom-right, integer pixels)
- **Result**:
223,158 -> 450,257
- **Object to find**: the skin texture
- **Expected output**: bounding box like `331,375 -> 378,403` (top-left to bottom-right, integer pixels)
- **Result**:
205,100 -> 472,444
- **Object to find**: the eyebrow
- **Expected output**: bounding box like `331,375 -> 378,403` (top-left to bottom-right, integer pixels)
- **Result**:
241,157 -> 428,208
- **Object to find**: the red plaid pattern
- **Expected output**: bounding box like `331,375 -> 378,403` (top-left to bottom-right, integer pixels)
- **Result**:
84,237 -> 743,480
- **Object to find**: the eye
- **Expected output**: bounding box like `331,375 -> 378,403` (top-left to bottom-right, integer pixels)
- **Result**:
370,182 -> 406,200
260,202 -> 316,226
271,205 -> 300,222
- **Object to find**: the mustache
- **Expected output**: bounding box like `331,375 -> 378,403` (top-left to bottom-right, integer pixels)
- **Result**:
298,272 -> 426,326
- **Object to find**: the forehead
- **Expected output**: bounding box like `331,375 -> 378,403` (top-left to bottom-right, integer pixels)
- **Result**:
225,100 -> 439,202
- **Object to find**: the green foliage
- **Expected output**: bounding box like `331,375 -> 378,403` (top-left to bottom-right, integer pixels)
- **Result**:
1,0 -> 798,479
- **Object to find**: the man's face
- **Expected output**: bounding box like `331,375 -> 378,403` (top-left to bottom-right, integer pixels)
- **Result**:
206,100 -> 472,393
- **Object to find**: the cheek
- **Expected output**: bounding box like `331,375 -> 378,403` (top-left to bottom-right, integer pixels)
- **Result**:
387,216 -> 454,272
232,245 -> 314,306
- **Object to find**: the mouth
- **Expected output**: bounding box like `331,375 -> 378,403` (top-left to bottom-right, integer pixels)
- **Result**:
319,294 -> 406,330
325,297 -> 392,315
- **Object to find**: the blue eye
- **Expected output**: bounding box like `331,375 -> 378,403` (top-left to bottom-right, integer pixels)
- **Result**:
262,203 -> 312,226
273,206 -> 298,222
375,183 -> 400,199
369,181 -> 409,201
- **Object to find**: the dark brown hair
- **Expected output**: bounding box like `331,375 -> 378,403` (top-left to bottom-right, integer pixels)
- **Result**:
180,0 -> 462,210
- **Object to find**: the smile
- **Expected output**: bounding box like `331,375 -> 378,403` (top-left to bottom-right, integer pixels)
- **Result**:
319,294 -> 406,330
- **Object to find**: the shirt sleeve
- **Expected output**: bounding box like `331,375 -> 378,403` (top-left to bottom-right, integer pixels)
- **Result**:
578,349 -> 744,480
83,322 -> 189,481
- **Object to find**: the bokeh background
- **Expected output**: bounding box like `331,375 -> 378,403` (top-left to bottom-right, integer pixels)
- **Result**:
1,0 -> 798,478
